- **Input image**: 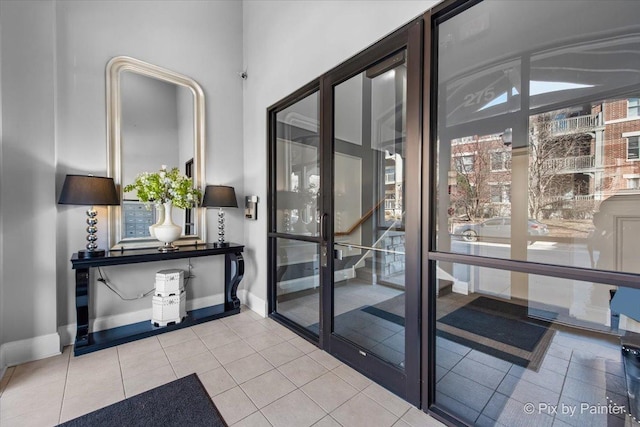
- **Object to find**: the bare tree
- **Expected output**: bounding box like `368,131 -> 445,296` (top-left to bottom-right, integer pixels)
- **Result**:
528,111 -> 594,219
451,141 -> 492,220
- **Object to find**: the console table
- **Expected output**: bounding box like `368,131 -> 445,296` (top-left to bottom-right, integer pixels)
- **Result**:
70,243 -> 244,356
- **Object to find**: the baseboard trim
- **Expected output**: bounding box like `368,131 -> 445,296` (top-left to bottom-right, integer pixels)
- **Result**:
58,293 -> 228,346
91,293 -> 225,332
240,289 -> 266,317
1,333 -> 61,368
56,292 -> 266,351
58,323 -> 76,347
0,344 -> 6,378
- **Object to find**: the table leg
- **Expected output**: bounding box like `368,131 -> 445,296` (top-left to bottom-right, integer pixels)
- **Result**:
225,251 -> 244,310
75,268 -> 90,348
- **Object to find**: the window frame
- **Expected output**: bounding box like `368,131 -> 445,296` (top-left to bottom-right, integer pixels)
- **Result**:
627,135 -> 640,161
629,98 -> 640,117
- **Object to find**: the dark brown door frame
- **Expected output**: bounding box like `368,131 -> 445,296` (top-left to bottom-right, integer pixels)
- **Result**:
320,17 -> 423,406
266,80 -> 323,345
422,1 -> 479,426
266,0 -> 478,417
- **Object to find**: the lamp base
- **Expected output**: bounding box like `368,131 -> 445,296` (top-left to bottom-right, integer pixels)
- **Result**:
158,243 -> 179,252
78,249 -> 106,258
213,242 -> 230,248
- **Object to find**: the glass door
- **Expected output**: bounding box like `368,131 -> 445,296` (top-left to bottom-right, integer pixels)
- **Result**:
269,86 -> 323,340
268,19 -> 422,405
331,51 -> 408,367
321,20 -> 422,403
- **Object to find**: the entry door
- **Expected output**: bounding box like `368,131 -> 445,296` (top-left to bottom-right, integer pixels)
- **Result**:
269,86 -> 323,342
321,21 -> 422,404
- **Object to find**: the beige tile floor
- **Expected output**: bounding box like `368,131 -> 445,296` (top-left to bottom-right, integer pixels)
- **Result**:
0,307 -> 444,427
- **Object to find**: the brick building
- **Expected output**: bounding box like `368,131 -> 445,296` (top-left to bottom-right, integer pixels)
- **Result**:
449,96 -> 640,220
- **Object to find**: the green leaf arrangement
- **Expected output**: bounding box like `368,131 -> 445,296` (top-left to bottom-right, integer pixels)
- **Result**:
124,166 -> 202,210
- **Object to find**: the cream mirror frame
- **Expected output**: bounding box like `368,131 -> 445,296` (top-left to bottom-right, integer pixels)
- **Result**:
106,56 -> 206,250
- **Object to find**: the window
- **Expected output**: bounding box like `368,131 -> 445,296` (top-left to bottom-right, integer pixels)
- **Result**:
628,136 -> 640,160
490,151 -> 511,171
451,136 -> 474,145
455,154 -> 475,173
435,1 -> 640,426
490,184 -> 510,203
384,197 -> 395,210
385,166 -> 396,184
629,98 -> 640,117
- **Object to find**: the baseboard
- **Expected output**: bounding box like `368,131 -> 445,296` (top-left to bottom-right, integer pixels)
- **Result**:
57,293 -> 228,344
58,323 -> 76,347
0,344 -> 6,378
92,293 -> 225,332
452,280 -> 470,295
1,333 -> 61,368
57,291 -> 266,349
240,289 -> 266,317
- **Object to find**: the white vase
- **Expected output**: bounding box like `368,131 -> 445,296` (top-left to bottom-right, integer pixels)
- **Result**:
148,204 -> 165,238
154,201 -> 182,251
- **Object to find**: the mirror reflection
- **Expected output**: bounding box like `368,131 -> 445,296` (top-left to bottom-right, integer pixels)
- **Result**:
107,56 -> 206,250
120,72 -> 195,239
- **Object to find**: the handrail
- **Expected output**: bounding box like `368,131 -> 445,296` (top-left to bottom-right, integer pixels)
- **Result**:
335,199 -> 386,236
335,241 -> 405,256
355,218 -> 402,269
340,212 -> 405,271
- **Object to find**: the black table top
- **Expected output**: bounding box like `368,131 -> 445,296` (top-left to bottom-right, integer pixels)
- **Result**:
71,243 -> 244,269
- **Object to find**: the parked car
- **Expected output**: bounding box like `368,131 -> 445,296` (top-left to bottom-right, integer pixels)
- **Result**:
453,217 -> 549,242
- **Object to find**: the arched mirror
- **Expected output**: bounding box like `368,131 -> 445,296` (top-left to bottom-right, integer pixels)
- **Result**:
107,56 -> 206,249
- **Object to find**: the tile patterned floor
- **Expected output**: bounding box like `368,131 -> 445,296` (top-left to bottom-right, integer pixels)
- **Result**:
0,307 -> 444,427
275,279 -> 640,426
434,304 -> 638,427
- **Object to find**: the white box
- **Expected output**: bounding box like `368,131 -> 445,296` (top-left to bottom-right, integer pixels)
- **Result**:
152,290 -> 186,327
155,269 -> 184,296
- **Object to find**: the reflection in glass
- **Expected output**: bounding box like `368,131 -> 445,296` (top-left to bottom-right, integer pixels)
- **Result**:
275,92 -> 320,236
439,98 -> 640,274
275,238 -> 320,335
435,261 -> 635,425
332,51 -> 407,369
121,71 -> 194,239
443,60 -> 521,128
434,0 -> 640,424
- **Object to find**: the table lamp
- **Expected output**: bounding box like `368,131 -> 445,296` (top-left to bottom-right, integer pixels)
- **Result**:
202,185 -> 237,247
58,174 -> 119,258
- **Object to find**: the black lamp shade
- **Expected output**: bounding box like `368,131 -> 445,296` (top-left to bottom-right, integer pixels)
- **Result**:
58,175 -> 119,206
202,185 -> 238,208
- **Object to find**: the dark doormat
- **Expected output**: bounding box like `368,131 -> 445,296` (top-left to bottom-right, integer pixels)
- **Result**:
58,374 -> 227,427
362,304 -> 405,327
437,296 -> 556,370
360,294 -> 556,370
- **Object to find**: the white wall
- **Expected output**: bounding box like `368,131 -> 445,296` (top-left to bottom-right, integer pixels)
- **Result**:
121,73 -> 179,188
119,75 -> 196,186
241,0 -> 436,305
54,0 -> 244,332
0,0 -> 436,369
0,0 -> 60,366
0,3 -> 3,374
1,0 -> 244,367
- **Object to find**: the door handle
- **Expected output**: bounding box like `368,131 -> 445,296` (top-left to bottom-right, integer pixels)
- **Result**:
320,213 -> 328,241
